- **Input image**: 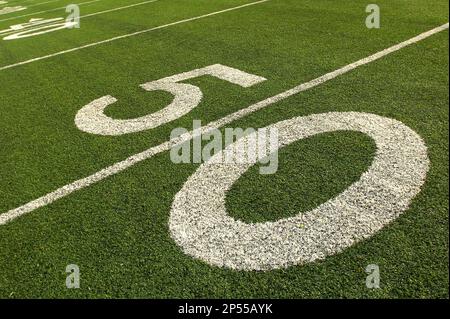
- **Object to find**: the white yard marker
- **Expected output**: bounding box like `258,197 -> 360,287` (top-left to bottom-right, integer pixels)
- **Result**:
0,6 -> 26,15
0,0 -> 160,39
0,0 -> 101,23
0,0 -> 63,16
0,0 -> 270,70
0,22 -> 448,225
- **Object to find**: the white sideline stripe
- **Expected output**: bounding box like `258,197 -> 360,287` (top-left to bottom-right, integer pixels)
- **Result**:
0,0 -> 270,71
0,22 -> 448,225
0,0 -> 100,22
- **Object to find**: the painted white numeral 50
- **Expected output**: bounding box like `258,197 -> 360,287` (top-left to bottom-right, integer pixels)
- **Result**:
75,64 -> 266,135
74,64 -> 429,271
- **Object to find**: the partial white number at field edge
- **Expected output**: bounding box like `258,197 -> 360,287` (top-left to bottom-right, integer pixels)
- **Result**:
1,5 -> 80,40
75,64 -> 267,135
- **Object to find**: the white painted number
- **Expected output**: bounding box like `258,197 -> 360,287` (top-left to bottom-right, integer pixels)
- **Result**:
2,18 -> 78,41
75,64 -> 266,135
3,64 -> 429,271
169,112 -> 429,270
73,65 -> 429,271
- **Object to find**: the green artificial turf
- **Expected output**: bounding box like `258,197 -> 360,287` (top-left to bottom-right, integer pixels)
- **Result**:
0,0 -> 448,298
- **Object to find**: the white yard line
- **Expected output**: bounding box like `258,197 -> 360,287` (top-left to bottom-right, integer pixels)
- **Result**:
0,0 -> 270,71
0,0 -> 32,6
1,0 -> 157,22
0,0 -> 62,11
80,0 -> 158,18
0,0 -> 100,22
0,0 -> 157,35
2,0 -> 60,6
0,22 -> 447,225
27,0 -> 64,8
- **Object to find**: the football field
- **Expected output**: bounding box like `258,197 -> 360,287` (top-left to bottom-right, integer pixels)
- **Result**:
0,0 -> 448,298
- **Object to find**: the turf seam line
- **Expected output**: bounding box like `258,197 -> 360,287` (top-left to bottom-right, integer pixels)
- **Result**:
0,22 -> 448,225
0,0 -> 270,70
